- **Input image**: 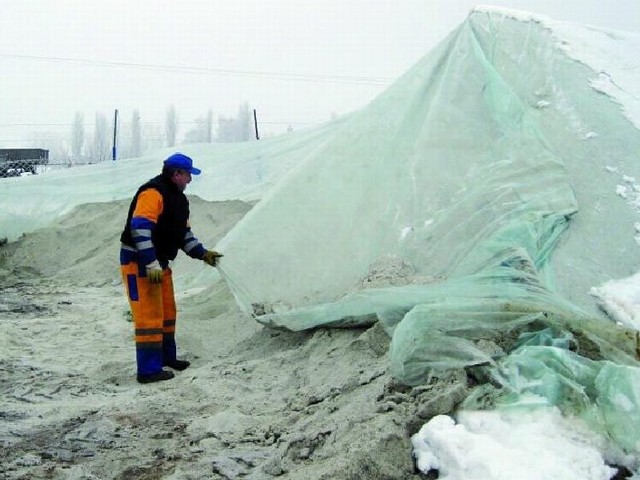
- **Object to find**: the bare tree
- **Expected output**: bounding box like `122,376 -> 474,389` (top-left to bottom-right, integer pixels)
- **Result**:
184,109 -> 214,144
236,102 -> 252,141
216,115 -> 236,143
92,112 -> 110,162
131,109 -> 141,158
71,111 -> 85,162
26,131 -> 67,165
216,103 -> 253,143
205,108 -> 213,143
165,105 -> 178,147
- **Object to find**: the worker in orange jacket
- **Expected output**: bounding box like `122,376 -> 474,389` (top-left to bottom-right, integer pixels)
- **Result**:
120,153 -> 222,384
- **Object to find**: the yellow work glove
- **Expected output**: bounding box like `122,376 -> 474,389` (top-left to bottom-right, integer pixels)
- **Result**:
202,250 -> 223,267
145,261 -> 163,284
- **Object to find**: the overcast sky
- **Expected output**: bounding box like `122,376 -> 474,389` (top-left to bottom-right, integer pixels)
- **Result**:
1,0 -> 639,145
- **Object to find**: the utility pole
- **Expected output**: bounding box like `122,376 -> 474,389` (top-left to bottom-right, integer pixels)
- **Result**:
112,109 -> 119,161
253,109 -> 260,140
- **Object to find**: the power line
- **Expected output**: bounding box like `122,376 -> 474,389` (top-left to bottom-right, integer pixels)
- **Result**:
0,53 -> 393,86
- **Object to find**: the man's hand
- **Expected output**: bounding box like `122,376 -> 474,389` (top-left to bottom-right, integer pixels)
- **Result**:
202,250 -> 223,267
146,261 -> 163,284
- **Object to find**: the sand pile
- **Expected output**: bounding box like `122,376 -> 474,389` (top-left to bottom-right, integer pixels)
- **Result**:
0,197 -> 465,479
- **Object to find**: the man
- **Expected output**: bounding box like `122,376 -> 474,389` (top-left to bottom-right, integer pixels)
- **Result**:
120,153 -> 222,384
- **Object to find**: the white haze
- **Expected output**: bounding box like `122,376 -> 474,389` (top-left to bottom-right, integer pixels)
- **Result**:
0,0 -> 639,146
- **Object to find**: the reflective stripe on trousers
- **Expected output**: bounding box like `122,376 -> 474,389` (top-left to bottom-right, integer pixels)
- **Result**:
120,262 -> 178,376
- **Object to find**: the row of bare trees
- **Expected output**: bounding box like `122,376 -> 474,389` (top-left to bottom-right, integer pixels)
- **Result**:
53,103 -> 256,164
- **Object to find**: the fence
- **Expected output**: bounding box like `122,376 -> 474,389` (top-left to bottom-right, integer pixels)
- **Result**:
0,149 -> 49,178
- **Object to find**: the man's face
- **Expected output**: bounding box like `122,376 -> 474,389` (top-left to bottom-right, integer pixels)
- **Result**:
172,169 -> 192,191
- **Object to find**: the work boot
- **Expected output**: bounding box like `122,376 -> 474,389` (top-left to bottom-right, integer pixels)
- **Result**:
137,369 -> 175,384
164,359 -> 191,371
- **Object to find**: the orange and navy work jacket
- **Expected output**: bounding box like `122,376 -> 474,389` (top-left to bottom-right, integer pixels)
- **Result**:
120,174 -> 206,268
